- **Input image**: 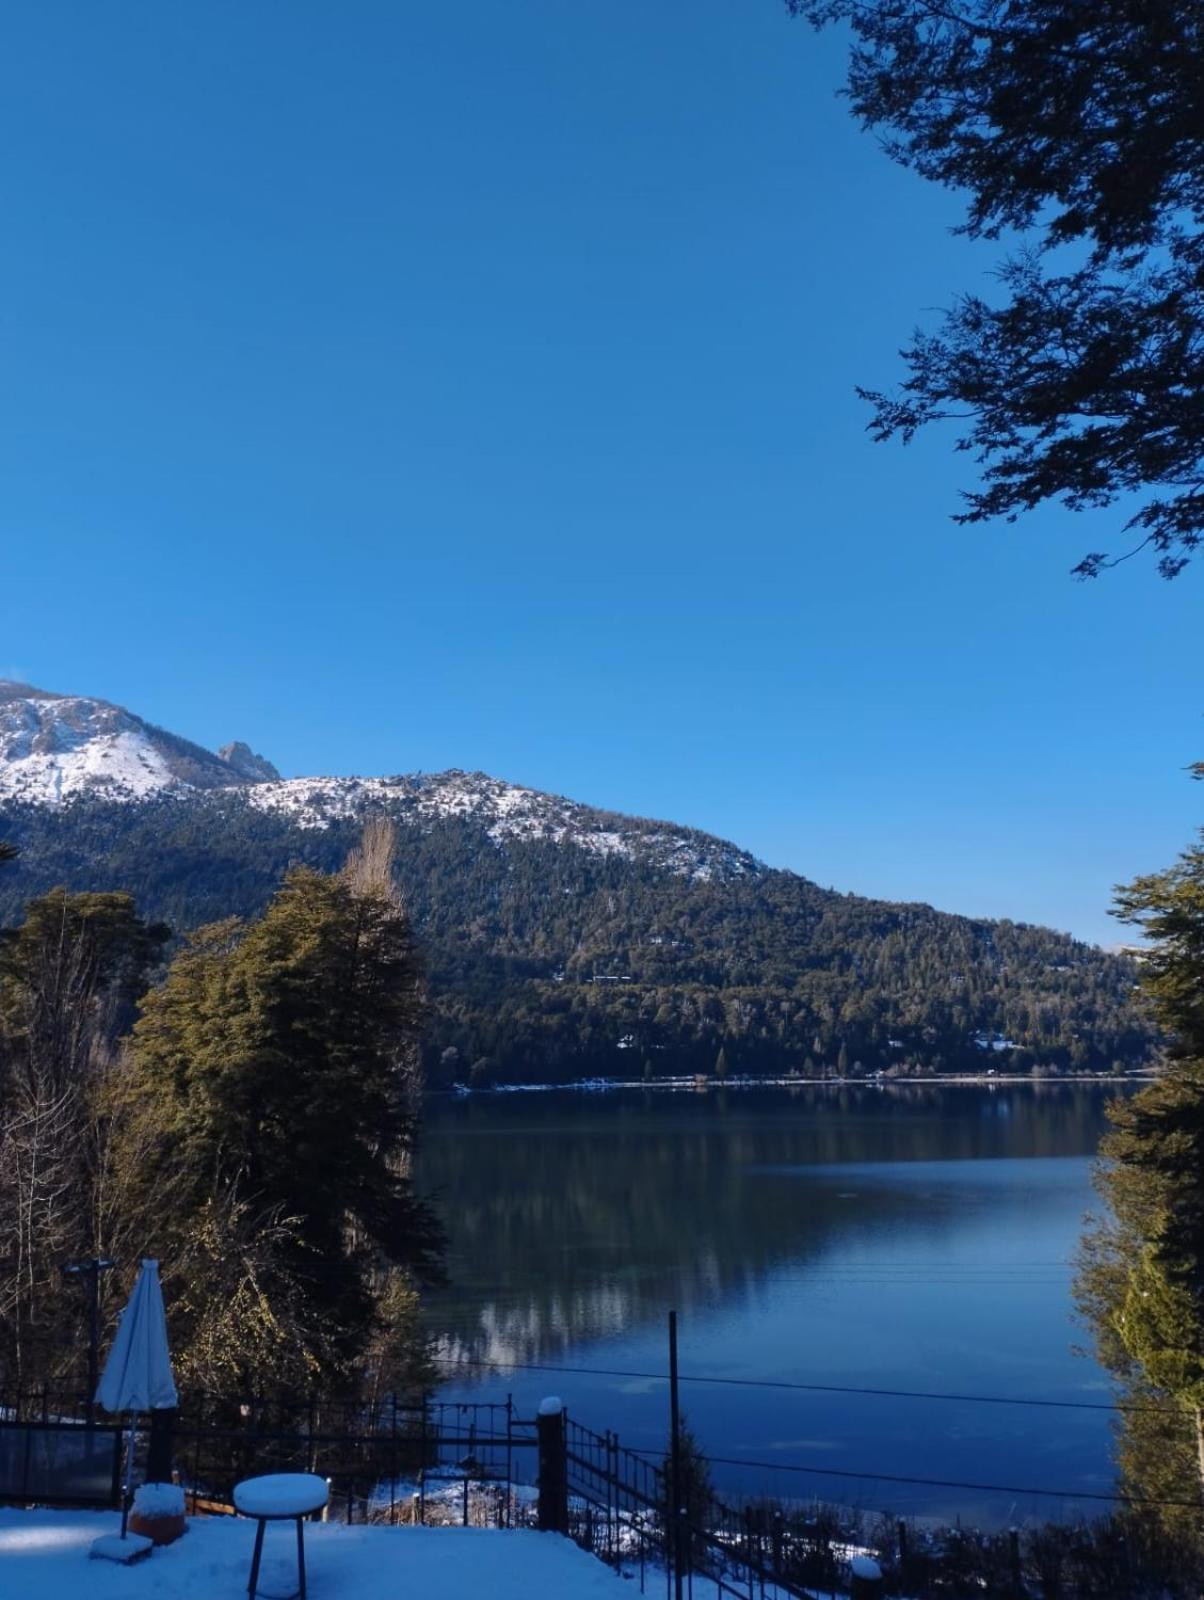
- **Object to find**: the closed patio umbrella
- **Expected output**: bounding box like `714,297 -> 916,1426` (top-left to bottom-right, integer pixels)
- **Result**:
93,1259 -> 178,1558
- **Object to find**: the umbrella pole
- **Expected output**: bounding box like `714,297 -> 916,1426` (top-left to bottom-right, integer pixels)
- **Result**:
120,1412 -> 137,1539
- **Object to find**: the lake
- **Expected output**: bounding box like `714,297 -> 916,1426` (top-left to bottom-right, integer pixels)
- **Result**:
415,1082 -> 1129,1527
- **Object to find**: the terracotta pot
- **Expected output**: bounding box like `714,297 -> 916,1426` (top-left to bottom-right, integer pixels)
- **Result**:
128,1511 -> 187,1547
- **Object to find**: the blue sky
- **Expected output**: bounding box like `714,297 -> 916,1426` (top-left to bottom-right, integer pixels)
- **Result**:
0,1 -> 1198,945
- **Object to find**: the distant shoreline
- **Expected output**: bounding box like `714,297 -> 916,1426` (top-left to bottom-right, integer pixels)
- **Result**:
436,1071 -> 1155,1097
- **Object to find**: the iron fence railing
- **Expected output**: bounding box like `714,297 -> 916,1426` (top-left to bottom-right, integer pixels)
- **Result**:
0,1382 -> 540,1528
562,1413 -> 822,1600
171,1393 -> 538,1526
0,1384 -> 825,1593
1,1382 -> 1198,1598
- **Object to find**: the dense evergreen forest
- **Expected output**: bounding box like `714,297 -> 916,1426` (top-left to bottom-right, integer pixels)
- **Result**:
0,794 -> 1154,1083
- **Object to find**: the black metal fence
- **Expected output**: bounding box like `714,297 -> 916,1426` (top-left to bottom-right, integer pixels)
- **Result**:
561,1412 -> 822,1600
171,1392 -> 538,1527
0,1383 -> 823,1592
3,1381 -> 1200,1597
0,1382 -> 539,1526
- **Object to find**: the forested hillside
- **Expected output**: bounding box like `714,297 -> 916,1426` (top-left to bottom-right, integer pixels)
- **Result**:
0,792 -> 1154,1082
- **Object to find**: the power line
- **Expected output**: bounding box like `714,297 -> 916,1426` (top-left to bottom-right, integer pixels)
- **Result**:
430,1355 -> 1174,1415
429,1356 -> 1197,1510
624,1449 -> 1202,1511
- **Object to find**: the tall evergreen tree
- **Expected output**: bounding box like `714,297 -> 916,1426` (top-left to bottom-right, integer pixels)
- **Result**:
117,838 -> 442,1392
1077,814 -> 1204,1534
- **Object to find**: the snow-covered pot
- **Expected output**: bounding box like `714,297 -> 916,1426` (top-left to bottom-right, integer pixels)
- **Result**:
129,1481 -> 187,1546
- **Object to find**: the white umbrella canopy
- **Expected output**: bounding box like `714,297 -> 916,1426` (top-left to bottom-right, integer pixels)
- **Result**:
91,1259 -> 178,1559
95,1258 -> 178,1414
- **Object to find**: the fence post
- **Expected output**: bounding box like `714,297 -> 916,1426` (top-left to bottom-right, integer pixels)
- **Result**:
505,1394 -> 514,1529
605,1431 -> 615,1564
418,1393 -> 429,1524
536,1397 -> 568,1534
849,1554 -> 884,1600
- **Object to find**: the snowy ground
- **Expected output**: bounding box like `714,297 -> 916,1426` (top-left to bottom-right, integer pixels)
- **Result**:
0,1508 -> 631,1600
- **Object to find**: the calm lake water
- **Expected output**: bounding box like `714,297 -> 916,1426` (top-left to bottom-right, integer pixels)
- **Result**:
416,1082 -> 1130,1527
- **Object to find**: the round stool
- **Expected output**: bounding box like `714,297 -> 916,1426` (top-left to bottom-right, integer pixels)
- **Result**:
233,1472 -> 329,1600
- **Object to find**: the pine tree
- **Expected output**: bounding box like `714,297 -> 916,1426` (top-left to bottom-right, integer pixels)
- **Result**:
1077,818 -> 1204,1530
663,1415 -> 715,1568
116,840 -> 442,1392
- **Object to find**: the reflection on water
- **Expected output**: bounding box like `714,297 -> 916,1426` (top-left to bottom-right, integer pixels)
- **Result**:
416,1082 -> 1129,1526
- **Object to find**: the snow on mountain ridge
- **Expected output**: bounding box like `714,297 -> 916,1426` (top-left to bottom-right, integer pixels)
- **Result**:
244,771 -> 761,881
0,686 -> 762,883
0,684 -> 262,803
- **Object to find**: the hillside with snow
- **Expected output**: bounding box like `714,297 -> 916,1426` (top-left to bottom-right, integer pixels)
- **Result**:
0,682 -> 757,883
0,681 -> 1155,1083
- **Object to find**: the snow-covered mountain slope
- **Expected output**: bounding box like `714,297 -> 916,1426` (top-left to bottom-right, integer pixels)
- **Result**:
244,771 -> 761,880
0,683 -> 761,883
0,682 -> 262,803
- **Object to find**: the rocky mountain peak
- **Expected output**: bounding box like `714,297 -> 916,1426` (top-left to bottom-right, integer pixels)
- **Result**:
217,741 -> 281,782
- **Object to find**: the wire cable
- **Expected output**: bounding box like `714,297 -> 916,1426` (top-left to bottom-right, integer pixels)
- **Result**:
430,1355 -> 1173,1415
620,1449 -> 1202,1510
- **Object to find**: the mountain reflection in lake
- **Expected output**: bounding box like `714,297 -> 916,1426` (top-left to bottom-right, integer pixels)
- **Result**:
415,1083 -> 1130,1526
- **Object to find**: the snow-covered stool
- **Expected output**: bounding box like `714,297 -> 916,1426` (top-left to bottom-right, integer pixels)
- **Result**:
233,1472 -> 329,1600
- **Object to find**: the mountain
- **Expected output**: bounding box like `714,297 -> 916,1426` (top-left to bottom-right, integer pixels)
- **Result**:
0,680 -> 273,802
0,682 -> 1155,1083
0,682 -> 759,881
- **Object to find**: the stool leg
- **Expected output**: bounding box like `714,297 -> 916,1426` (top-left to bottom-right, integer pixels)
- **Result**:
248,1518 -> 267,1599
296,1516 -> 307,1600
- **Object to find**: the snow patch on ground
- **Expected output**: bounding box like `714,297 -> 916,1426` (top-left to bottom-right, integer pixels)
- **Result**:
0,1508 -> 628,1600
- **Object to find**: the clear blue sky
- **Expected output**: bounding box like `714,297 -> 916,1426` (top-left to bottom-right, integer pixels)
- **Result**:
1,1 -> 1198,945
